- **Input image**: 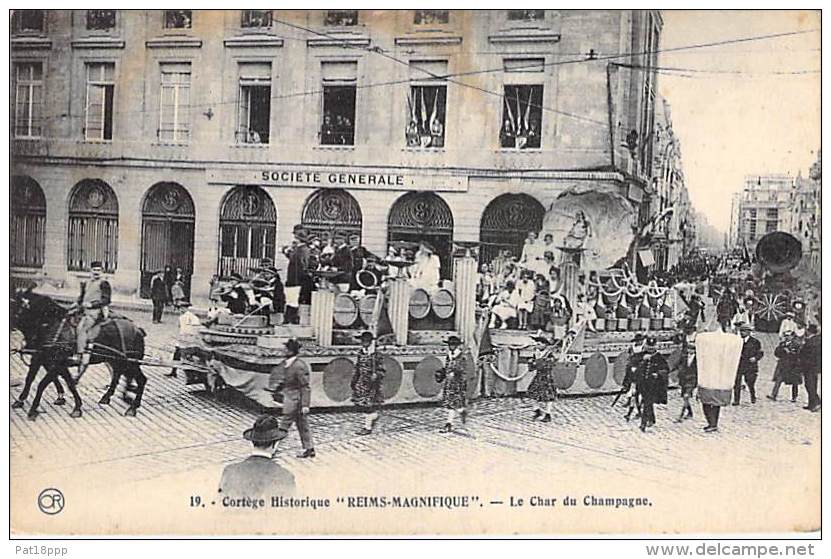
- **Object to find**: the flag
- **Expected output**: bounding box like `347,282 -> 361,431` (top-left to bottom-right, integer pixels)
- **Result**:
419,87 -> 427,127
406,90 -> 415,123
429,88 -> 439,132
505,96 -> 516,131
515,90 -> 522,134
477,323 -> 494,360
372,293 -> 394,339
523,87 -> 533,131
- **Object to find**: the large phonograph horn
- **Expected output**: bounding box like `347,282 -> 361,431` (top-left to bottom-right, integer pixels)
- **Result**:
755,231 -> 802,274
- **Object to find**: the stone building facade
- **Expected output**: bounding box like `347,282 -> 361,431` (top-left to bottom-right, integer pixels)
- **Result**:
11,9 -> 662,303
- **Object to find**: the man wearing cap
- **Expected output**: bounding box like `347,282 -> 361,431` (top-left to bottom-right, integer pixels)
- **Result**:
269,339 -> 315,458
218,415 -> 295,500
438,335 -> 472,432
634,337 -> 669,432
351,331 -> 386,435
75,261 -> 112,373
347,233 -> 374,291
733,322 -> 764,405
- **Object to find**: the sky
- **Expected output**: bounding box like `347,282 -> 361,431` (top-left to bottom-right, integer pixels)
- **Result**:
657,10 -> 820,233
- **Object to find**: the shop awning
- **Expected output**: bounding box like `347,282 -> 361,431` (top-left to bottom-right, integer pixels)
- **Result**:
638,249 -> 656,267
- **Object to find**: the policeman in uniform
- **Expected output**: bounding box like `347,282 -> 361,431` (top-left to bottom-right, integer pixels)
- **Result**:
75,261 -> 112,375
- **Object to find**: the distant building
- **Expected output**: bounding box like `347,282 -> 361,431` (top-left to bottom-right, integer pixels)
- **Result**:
784,151 -> 821,275
731,174 -> 794,254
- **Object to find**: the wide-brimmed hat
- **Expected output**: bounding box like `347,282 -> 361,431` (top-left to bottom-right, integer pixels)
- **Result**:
284,338 -> 301,354
736,322 -> 753,331
357,331 -> 375,343
90,261 -> 103,271
445,335 -> 462,347
243,415 -> 288,444
632,333 -> 645,343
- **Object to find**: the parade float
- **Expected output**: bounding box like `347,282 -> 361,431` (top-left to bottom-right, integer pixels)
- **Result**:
185,186 -> 686,410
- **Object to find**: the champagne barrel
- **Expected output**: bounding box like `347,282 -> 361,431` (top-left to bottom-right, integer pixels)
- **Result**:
431,288 -> 456,319
409,288 -> 431,319
333,293 -> 359,328
359,294 -> 378,326
756,231 -> 802,274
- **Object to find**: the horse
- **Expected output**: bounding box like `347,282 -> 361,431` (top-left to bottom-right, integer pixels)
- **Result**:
10,290 -> 148,420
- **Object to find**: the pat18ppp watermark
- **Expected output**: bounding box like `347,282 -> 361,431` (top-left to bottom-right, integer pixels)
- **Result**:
15,546 -> 68,556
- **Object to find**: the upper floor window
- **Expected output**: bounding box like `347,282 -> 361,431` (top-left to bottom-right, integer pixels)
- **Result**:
320,61 -> 358,146
159,63 -> 191,142
164,10 -> 192,30
406,60 -> 447,148
241,10 -> 272,28
501,84 -> 542,149
85,63 -> 115,141
324,10 -> 358,26
86,10 -> 116,31
237,63 -> 272,144
507,10 -> 544,22
414,10 -> 449,25
12,10 -> 45,34
13,62 -> 43,139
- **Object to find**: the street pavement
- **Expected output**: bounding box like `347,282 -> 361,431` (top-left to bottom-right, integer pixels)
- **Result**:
9,302 -> 821,535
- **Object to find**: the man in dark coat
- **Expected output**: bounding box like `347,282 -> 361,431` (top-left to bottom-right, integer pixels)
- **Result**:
622,333 -> 646,421
675,324 -> 698,422
800,324 -> 821,412
716,289 -> 739,330
285,226 -> 312,324
269,338 -> 315,458
218,415 -> 295,500
635,337 -> 669,432
163,264 -> 175,306
733,322 -> 764,405
150,270 -> 167,323
347,233 -> 375,291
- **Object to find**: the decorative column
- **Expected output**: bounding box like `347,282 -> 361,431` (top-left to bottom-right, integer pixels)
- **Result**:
387,277 -> 411,345
453,254 -> 478,345
311,288 -> 335,347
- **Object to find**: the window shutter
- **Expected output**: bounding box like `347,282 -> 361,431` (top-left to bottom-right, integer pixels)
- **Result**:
321,61 -> 358,83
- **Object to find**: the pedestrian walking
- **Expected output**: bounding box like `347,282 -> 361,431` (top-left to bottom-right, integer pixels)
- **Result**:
635,337 -> 669,432
526,335 -> 558,422
697,323 -> 743,433
733,322 -> 763,405
163,264 -> 175,306
622,333 -> 646,421
218,415 -> 295,500
768,331 -> 803,402
269,338 -> 315,458
351,331 -> 386,435
675,324 -> 698,422
799,324 -> 821,412
437,335 -> 472,433
150,270 -> 166,323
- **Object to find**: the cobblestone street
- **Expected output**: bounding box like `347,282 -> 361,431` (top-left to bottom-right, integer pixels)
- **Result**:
10,304 -> 821,535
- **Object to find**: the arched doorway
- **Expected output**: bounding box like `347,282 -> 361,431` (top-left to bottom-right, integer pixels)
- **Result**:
301,188 -> 362,240
10,175 -> 46,268
479,193 -> 545,264
67,179 -> 119,272
218,185 -> 277,278
140,182 -> 195,299
387,191 -> 454,279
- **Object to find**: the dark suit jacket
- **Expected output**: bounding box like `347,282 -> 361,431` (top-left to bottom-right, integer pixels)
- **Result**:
799,334 -> 821,376
150,275 -> 167,301
269,358 -> 311,415
286,243 -> 311,287
737,336 -> 764,376
218,455 -> 296,500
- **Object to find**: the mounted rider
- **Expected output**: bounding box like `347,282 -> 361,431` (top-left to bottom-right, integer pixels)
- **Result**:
75,261 -> 112,374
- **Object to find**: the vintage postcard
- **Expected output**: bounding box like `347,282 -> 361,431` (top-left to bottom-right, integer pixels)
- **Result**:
8,7 -> 821,537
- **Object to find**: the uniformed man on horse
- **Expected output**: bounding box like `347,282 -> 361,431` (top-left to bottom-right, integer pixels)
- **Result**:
75,261 -> 112,375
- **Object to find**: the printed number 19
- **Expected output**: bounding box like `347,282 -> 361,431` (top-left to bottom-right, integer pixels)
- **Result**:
190,496 -> 201,507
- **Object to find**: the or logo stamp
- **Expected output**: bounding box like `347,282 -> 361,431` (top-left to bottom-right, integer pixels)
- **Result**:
37,488 -> 64,515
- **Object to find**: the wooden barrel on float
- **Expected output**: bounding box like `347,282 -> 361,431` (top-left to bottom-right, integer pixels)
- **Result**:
409,288 -> 431,320
333,293 -> 359,328
431,288 -> 455,320
359,294 -> 378,327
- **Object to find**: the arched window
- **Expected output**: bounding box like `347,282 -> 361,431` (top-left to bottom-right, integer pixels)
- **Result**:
301,188 -> 362,240
140,182 -> 195,298
10,175 -> 46,268
388,191 -> 454,278
67,179 -> 119,272
479,193 -> 545,264
218,185 -> 277,278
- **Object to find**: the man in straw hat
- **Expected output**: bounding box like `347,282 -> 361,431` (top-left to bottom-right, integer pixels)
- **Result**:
218,415 -> 295,500
75,261 -> 112,374
733,322 -> 764,405
437,335 -> 472,432
351,331 -> 386,435
269,338 -> 316,458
